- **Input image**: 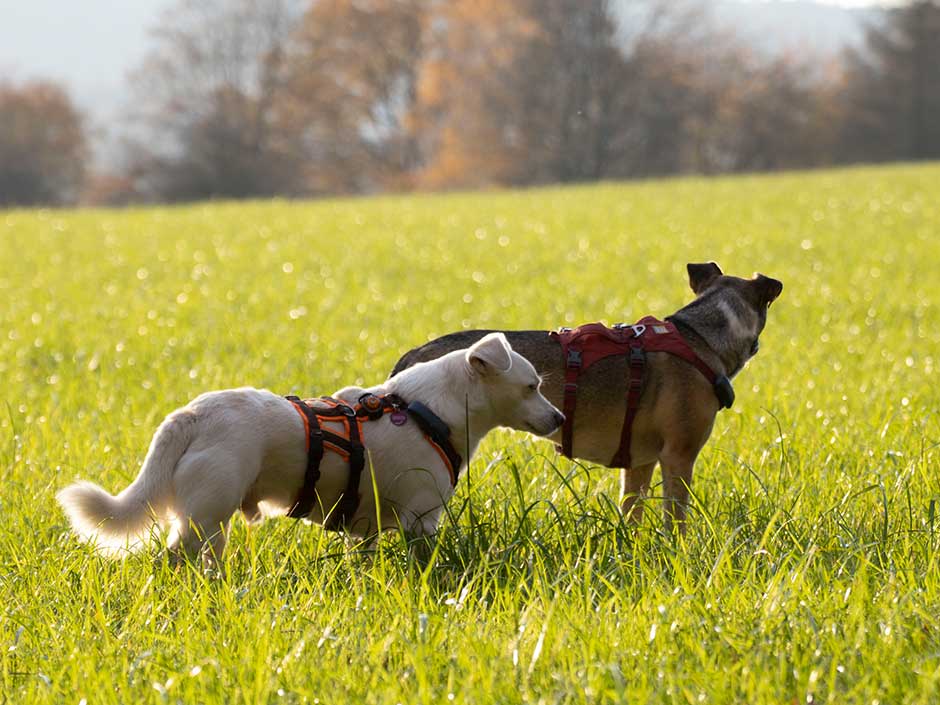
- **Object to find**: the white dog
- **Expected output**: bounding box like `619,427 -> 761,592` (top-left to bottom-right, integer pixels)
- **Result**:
57,333 -> 563,564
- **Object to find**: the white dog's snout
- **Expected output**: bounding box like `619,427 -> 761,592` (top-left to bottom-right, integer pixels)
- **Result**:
531,405 -> 564,435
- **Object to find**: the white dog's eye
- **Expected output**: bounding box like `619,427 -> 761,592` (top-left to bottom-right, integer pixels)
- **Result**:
527,383 -> 538,392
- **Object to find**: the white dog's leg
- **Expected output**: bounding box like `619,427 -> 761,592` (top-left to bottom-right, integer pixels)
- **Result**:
168,448 -> 256,564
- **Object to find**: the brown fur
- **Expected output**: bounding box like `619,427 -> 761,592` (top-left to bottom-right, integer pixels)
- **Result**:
390,263 -> 782,531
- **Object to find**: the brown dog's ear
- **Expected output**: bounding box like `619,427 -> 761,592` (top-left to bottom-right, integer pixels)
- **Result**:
754,274 -> 783,307
687,262 -> 723,294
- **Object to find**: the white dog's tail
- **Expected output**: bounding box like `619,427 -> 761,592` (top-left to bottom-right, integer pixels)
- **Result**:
57,411 -> 194,553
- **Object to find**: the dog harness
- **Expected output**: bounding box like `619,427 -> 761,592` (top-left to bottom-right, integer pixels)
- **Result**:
550,316 -> 734,469
284,393 -> 462,530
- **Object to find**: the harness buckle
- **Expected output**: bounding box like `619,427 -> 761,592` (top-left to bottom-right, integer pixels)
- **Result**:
628,356 -> 644,377
631,324 -> 647,338
566,349 -> 582,368
358,393 -> 386,419
359,393 -> 383,413
628,347 -> 645,392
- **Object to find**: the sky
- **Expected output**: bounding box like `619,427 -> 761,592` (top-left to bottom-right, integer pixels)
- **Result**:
0,1 -> 162,100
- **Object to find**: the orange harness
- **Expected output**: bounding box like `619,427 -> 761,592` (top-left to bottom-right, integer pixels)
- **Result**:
284,393 -> 462,530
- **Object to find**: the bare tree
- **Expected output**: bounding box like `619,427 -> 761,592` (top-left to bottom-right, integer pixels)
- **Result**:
512,0 -> 632,183
677,46 -> 844,174
123,0 -> 305,201
282,0 -> 426,193
840,0 -> 940,162
0,80 -> 88,206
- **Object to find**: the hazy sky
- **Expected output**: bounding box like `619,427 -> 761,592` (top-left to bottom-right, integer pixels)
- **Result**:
0,1 -> 164,122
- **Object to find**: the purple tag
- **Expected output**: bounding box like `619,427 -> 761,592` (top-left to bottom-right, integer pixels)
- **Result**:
390,411 -> 408,426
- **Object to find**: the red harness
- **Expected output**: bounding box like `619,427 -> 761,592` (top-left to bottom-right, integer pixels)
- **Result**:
549,316 -> 731,469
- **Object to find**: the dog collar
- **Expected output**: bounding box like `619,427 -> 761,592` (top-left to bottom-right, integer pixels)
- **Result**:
392,397 -> 464,482
664,316 -> 735,409
365,393 -> 463,485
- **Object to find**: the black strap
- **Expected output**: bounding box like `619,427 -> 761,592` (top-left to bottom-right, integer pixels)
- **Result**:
326,409 -> 365,530
285,396 -> 324,519
320,429 -> 354,454
406,401 -> 464,481
714,375 -> 735,409
310,397 -> 357,417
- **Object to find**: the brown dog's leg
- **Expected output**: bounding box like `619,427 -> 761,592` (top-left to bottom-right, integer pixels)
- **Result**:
620,463 -> 656,523
659,448 -> 696,534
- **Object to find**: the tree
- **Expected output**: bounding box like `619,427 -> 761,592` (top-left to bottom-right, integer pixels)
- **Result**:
679,47 -> 844,174
0,80 -> 88,206
123,0 -> 305,201
408,0 -> 538,188
111,0 -> 914,201
409,0 -> 714,188
411,0 -> 637,188
840,0 -> 940,162
508,0 -> 633,183
283,0 -> 427,193
606,3 -> 711,179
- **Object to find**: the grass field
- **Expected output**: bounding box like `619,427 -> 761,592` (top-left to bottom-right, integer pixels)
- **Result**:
2,163 -> 940,704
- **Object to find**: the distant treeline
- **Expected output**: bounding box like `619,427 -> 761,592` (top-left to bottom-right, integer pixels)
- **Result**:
2,0 -> 940,207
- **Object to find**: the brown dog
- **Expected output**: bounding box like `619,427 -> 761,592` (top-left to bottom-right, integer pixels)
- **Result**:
390,262 -> 782,530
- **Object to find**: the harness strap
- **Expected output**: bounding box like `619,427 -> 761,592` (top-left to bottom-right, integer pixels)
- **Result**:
325,406 -> 365,531
405,400 -> 463,483
561,348 -> 582,458
609,345 -> 646,468
285,396 -> 324,519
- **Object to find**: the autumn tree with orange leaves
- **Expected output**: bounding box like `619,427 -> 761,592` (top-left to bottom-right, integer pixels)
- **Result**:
409,0 -> 727,187
283,0 -> 426,193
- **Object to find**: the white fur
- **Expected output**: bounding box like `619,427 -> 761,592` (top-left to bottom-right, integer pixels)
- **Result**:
56,333 -> 562,563
717,298 -> 757,339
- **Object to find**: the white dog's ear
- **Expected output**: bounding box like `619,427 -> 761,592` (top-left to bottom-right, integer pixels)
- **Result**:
466,333 -> 513,376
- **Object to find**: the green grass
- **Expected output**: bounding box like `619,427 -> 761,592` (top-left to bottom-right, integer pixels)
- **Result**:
2,163 -> 940,704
